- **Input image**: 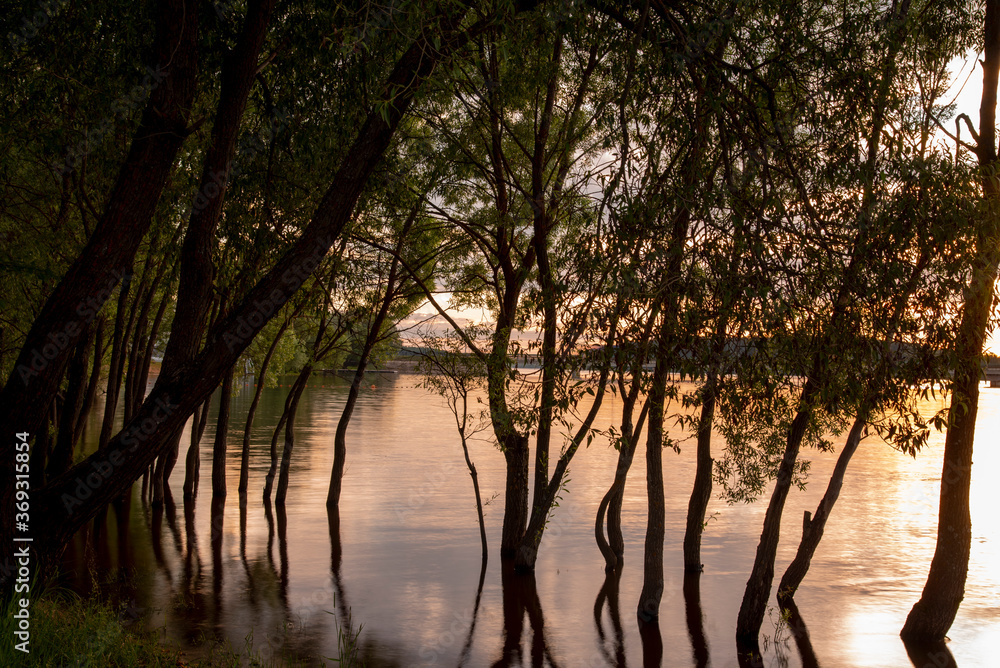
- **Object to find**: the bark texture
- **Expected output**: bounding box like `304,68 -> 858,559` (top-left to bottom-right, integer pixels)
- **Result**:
901,0 -> 1000,642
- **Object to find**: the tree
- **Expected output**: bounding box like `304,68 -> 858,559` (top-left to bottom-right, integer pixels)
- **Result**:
416,324 -> 495,561
902,0 -> 1000,643
2,0 -> 516,586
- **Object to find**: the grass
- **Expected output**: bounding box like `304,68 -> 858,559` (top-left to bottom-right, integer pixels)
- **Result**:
1,579 -> 366,667
1,585 -> 181,667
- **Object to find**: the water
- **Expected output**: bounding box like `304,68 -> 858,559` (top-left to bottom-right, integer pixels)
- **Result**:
63,374 -> 1000,667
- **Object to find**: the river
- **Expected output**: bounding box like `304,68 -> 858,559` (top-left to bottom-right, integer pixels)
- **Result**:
62,374 -> 1000,667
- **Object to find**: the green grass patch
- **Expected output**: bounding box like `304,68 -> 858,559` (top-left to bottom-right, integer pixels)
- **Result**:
2,579 -> 366,667
2,587 -> 181,667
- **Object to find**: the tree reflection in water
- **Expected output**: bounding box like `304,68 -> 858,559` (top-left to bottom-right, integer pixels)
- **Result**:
683,572 -> 709,668
779,598 -> 820,668
594,568 -> 627,667
490,562 -> 563,668
903,639 -> 958,668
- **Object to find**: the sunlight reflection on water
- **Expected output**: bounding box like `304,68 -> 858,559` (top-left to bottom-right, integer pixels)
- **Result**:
65,377 -> 1000,667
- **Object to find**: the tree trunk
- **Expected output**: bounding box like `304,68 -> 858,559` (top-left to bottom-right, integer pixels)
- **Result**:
735,379 -> 817,649
275,365 -> 311,504
637,349 -> 669,623
901,0 -> 1000,643
212,368 -> 235,499
182,403 -> 204,499
596,444 -> 636,572
47,333 -> 91,478
778,412 -> 865,602
597,303 -> 658,571
500,432 -> 530,559
8,0 -> 487,591
0,0 -> 199,449
160,0 -> 278,389
99,277 -> 132,450
683,373 -> 717,573
326,328 -> 378,508
263,380 -> 294,503
240,320 -> 289,495
152,427 -> 182,507
327,202 -> 414,507
74,321 -> 105,446
467,449 -> 488,562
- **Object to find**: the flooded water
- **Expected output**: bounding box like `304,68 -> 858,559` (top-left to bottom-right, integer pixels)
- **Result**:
63,374 -> 1000,667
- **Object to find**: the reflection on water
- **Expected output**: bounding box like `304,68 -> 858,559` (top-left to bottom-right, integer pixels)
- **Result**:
683,573 -> 709,668
62,376 -> 1000,667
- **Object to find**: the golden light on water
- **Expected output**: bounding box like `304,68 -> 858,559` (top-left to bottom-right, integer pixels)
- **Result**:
65,377 -> 1000,667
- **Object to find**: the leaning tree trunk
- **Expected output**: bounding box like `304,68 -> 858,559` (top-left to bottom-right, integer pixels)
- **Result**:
463,428 -> 489,562
901,0 -> 1000,643
152,427 -> 183,506
47,333 -> 92,478
778,412 -> 865,602
596,432 -> 640,572
0,0 -> 199,450
275,365 -> 311,505
736,379 -> 817,650
73,320 -> 105,446
596,393 -> 648,571
327,312 -> 386,509
99,279 -> 132,450
5,0 -> 484,593
597,303 -> 658,571
240,319 -> 289,496
262,374 -> 298,503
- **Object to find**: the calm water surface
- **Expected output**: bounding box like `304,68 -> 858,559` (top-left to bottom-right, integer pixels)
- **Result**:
64,375 -> 1000,667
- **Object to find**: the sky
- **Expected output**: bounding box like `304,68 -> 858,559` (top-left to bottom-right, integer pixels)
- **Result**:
947,50 -> 1000,355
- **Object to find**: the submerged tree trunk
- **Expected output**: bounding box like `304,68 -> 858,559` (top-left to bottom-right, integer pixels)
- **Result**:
459,402 -> 489,562
637,350 -> 669,623
327,320 -> 383,509
902,0 -> 1000,643
596,395 -> 648,572
183,400 -> 210,499
683,372 -> 717,573
327,202 -> 414,507
275,365 -> 311,505
262,393 -> 291,504
779,412 -> 865,602
597,302 -> 657,571
736,380 -> 817,649
212,368 -> 235,499
499,432 -> 530,559
7,0 -> 496,593
596,436 -> 639,572
240,321 -> 288,496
